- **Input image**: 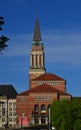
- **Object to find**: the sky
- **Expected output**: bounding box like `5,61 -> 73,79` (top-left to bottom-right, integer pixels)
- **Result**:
0,0 -> 81,97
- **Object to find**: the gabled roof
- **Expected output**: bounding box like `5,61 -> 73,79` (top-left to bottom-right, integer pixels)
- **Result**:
19,84 -> 67,96
0,85 -> 18,99
33,73 -> 65,81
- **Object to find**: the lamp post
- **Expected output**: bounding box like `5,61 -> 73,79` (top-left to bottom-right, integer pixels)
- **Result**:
48,106 -> 53,130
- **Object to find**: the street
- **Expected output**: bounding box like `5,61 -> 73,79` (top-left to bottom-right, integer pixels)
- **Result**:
0,125 -> 50,130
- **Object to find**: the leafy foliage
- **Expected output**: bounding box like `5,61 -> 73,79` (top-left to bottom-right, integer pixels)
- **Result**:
50,98 -> 81,130
0,16 -> 9,51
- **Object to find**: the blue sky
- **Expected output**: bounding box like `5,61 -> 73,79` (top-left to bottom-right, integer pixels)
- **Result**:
0,0 -> 81,96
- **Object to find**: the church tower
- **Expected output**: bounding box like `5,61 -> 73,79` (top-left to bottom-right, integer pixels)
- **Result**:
29,15 -> 46,89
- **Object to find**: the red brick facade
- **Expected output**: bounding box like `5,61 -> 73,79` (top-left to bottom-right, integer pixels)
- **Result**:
16,15 -> 71,127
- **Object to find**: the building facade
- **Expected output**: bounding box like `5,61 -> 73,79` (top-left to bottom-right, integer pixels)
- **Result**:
16,15 -> 71,127
0,85 -> 17,128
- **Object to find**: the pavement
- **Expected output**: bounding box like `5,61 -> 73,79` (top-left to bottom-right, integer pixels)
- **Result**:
0,126 -> 20,130
0,125 -> 50,130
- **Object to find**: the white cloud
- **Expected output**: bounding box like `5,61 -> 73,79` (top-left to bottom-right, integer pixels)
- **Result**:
3,32 -> 81,66
42,33 -> 81,66
45,43 -> 81,65
4,33 -> 32,56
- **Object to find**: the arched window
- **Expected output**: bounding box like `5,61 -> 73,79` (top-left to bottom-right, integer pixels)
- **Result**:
34,104 -> 39,113
41,104 -> 46,114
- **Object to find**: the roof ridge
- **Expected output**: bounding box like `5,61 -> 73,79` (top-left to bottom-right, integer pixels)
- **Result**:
19,84 -> 66,95
33,73 -> 65,81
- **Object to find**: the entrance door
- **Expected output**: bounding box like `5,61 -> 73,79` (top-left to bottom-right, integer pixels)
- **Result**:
41,117 -> 46,124
34,117 -> 39,124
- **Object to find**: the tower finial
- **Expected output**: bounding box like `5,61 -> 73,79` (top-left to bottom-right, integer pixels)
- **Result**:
33,14 -> 41,43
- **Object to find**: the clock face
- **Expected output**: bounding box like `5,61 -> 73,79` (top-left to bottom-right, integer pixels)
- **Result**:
34,73 -> 40,78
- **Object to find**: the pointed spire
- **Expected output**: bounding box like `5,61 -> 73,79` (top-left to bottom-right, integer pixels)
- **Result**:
32,15 -> 42,45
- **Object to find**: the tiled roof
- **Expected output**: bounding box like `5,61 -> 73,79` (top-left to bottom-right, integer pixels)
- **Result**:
19,90 -> 29,96
0,85 -> 18,99
33,73 -> 65,81
19,84 -> 67,96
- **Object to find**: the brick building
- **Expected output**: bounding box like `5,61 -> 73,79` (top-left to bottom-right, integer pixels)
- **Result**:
16,15 -> 71,127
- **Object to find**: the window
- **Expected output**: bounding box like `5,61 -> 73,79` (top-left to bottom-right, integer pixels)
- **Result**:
9,112 -> 12,116
9,102 -> 12,106
9,118 -> 12,122
39,55 -> 41,66
32,55 -> 34,66
9,124 -> 12,127
2,108 -> 5,115
34,104 -> 39,113
41,105 -> 46,114
2,118 -> 5,122
13,112 -> 16,116
13,103 -> 16,106
36,55 -> 38,66
13,118 -> 16,121
9,108 -> 12,111
13,107 -> 16,111
35,96 -> 51,100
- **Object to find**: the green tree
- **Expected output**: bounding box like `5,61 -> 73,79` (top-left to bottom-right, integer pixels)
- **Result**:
50,98 -> 81,130
0,16 -> 9,51
72,98 -> 81,130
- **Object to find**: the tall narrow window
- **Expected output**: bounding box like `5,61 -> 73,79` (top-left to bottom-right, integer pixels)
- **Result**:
36,55 -> 38,66
32,55 -> 34,66
34,104 -> 39,114
39,55 -> 41,66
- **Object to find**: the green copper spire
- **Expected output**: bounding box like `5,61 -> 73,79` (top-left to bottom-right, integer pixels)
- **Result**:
32,15 -> 42,46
